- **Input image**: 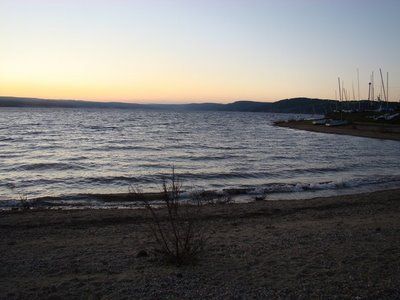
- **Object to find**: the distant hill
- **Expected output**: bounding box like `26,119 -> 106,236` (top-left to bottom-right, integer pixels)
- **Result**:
0,97 -> 145,109
1,96 -> 399,115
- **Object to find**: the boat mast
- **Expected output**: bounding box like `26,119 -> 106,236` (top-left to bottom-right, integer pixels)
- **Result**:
371,71 -> 375,102
357,69 -> 361,110
379,68 -> 387,103
338,77 -> 342,101
387,72 -> 389,109
338,77 -> 342,119
357,68 -> 360,100
368,82 -> 371,102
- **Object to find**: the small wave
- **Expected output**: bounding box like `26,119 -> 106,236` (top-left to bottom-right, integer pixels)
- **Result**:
65,155 -> 90,161
12,162 -> 88,171
86,125 -> 120,131
177,171 -> 260,180
260,181 -> 339,194
89,145 -> 163,151
344,175 -> 400,189
169,154 -> 240,161
281,166 -> 344,175
199,145 -> 244,150
0,154 -> 21,159
79,171 -> 264,185
81,175 -> 145,184
85,170 -> 316,182
20,131 -> 43,135
0,199 -> 21,208
135,163 -> 171,169
259,175 -> 400,194
35,145 -> 59,150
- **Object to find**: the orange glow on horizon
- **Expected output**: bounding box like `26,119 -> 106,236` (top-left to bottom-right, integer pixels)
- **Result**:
2,1 -> 399,103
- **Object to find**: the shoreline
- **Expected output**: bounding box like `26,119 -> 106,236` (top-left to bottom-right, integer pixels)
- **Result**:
1,188 -> 400,298
275,120 -> 400,141
2,187 -> 400,215
3,183 -> 400,210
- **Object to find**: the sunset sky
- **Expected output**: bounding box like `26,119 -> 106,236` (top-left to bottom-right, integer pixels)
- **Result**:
1,0 -> 399,103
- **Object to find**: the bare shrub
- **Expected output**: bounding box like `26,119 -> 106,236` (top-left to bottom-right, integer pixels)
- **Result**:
7,183 -> 31,210
17,193 -> 31,210
129,170 -> 208,265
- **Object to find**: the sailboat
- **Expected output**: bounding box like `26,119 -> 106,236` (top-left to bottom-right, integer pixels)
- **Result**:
325,76 -> 349,126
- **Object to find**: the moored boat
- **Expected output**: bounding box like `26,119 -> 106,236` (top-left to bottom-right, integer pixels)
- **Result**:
312,119 -> 328,125
326,120 -> 349,126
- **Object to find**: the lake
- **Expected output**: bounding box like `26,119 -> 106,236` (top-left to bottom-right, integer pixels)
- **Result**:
1,107 -> 399,208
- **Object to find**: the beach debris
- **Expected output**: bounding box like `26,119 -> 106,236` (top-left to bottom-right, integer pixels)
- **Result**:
136,250 -> 149,258
254,195 -> 265,201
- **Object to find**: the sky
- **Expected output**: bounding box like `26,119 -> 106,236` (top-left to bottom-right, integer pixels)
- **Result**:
1,0 -> 400,103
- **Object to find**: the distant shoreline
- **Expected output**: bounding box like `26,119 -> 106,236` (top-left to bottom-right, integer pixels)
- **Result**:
275,120 -> 400,141
2,96 -> 399,115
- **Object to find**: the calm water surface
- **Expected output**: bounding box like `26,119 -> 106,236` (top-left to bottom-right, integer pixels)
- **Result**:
1,107 -> 399,208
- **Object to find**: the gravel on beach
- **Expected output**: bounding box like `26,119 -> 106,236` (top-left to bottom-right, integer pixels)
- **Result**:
1,189 -> 400,299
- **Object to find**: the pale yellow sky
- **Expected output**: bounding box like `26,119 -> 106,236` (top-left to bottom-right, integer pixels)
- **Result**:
1,0 -> 399,103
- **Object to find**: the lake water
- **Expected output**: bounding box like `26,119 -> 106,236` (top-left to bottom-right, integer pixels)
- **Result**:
1,107 -> 399,208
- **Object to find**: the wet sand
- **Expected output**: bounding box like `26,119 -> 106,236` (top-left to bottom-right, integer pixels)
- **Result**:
275,120 -> 400,141
1,189 -> 400,299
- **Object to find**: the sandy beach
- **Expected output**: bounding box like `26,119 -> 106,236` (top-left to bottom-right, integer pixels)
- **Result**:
275,120 -> 400,141
1,189 -> 400,299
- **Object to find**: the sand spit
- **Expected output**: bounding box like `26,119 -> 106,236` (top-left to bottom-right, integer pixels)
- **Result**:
275,120 -> 400,141
1,189 -> 400,299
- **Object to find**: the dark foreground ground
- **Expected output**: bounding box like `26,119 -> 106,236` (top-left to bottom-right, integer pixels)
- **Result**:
1,189 -> 400,299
